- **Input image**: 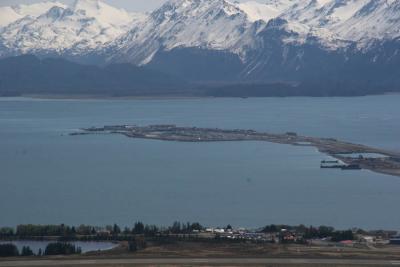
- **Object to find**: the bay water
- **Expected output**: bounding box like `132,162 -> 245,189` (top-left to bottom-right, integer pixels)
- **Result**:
1,96 -> 399,230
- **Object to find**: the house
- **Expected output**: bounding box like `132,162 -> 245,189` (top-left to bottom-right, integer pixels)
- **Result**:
360,236 -> 375,243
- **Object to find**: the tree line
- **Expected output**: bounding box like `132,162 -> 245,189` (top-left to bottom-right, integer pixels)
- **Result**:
261,224 -> 355,241
1,222 -> 356,242
0,221 -> 204,240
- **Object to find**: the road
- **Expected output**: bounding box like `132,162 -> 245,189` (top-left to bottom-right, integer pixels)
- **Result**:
1,258 -> 400,266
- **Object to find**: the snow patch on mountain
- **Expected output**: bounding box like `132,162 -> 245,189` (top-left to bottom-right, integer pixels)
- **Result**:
14,1 -> 67,17
0,1 -> 66,27
0,0 -> 399,65
0,7 -> 22,27
333,0 -> 400,47
233,1 -> 285,22
0,0 -> 146,56
109,0 -> 260,65
279,0 -> 400,48
72,0 -> 141,27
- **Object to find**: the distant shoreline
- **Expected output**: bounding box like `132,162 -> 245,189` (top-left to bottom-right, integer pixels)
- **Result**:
21,94 -> 210,100
0,94 -> 395,101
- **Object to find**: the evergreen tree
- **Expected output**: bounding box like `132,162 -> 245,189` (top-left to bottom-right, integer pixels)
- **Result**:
0,227 -> 14,237
113,224 -> 121,235
132,222 -> 145,235
170,221 -> 181,234
123,227 -> 131,235
0,244 -> 19,257
21,246 -> 34,256
44,242 -> 80,255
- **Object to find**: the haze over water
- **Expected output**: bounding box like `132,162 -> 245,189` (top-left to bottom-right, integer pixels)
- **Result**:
1,95 -> 400,230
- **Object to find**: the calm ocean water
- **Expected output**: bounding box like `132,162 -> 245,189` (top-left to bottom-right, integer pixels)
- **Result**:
1,96 -> 400,230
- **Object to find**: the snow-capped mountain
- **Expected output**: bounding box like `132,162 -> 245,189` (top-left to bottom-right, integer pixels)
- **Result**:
278,0 -> 400,48
234,0 -> 296,22
0,0 -> 399,83
107,0 -> 262,65
0,1 -> 67,27
0,0 -> 145,59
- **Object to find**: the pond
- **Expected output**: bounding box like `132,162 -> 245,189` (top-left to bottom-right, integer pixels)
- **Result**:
0,241 -> 118,254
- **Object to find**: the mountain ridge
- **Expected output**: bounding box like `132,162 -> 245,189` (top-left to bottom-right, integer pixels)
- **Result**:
0,0 -> 399,90
2,54 -> 396,97
0,0 -> 145,61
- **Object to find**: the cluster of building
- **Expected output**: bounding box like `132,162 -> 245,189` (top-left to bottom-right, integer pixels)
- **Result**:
203,227 -> 301,243
199,227 -> 400,247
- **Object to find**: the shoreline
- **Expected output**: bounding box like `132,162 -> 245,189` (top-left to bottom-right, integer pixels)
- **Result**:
21,94 -> 209,100
0,94 -> 396,100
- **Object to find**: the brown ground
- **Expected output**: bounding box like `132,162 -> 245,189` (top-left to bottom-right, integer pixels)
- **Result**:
2,241 -> 400,266
126,241 -> 400,260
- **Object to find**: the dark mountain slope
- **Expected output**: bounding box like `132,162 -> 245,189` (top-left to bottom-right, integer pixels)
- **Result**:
0,55 -> 186,96
147,47 -> 244,82
1,54 -> 399,98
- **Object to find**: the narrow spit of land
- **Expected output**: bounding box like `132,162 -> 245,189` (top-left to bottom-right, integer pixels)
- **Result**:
71,125 -> 400,177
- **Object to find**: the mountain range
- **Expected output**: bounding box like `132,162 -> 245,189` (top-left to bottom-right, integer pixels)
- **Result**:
0,0 -> 399,95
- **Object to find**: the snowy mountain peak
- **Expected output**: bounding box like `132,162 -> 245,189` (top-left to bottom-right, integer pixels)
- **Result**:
73,0 -> 101,11
110,0 -> 255,64
72,0 -> 102,19
0,0 -> 146,59
0,1 -> 66,27
233,0 -> 293,22
0,0 -> 399,71
13,1 -> 66,17
151,0 -> 242,20
0,7 -> 21,27
71,0 -> 135,27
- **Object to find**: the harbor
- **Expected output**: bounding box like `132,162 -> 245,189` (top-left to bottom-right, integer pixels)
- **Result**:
320,160 -> 361,170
